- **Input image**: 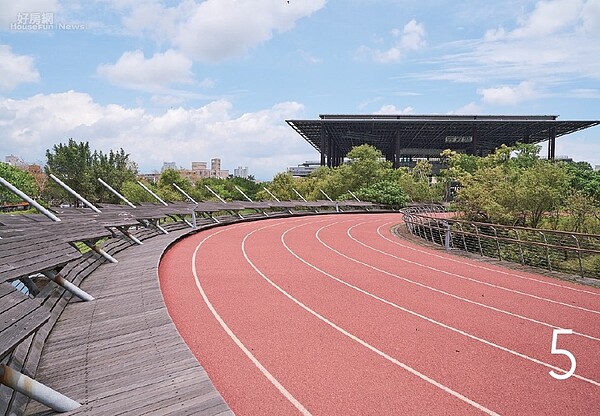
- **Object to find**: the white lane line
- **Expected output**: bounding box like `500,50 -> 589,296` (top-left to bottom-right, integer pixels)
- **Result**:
344,222 -> 600,315
313,220 -> 600,342
381,221 -> 600,297
191,226 -> 313,416
279,221 -> 600,387
242,224 -> 501,416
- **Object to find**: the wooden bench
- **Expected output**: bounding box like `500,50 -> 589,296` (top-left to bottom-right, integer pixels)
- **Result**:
0,231 -> 87,414
0,198 -> 391,415
0,287 -> 49,364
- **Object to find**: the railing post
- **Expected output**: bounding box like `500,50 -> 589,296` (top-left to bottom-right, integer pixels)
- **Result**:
514,230 -> 525,265
457,223 -> 468,252
491,226 -> 501,260
444,221 -> 451,251
571,235 -> 584,277
539,231 -> 551,271
474,225 -> 483,256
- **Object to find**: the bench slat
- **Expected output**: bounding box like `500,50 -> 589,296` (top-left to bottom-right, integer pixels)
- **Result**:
0,295 -> 49,360
0,246 -> 81,284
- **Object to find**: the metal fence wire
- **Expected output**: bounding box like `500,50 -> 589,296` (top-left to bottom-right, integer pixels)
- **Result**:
401,209 -> 600,279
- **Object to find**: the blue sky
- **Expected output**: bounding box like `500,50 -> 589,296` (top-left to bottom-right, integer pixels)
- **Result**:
1,0 -> 599,180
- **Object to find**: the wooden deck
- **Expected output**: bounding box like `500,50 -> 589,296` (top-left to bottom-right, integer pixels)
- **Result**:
25,228 -> 233,416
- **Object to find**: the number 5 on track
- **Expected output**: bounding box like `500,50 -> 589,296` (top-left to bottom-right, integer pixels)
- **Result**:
549,329 -> 576,380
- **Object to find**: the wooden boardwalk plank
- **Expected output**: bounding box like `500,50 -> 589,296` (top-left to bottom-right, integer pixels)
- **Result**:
25,228 -> 233,415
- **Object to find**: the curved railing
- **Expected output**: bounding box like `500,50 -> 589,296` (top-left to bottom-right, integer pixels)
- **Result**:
402,209 -> 600,279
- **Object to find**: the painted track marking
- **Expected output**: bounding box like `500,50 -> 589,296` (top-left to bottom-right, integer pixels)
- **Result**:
279,220 -> 600,387
242,223 -> 501,416
314,220 -> 600,342
343,222 -> 600,315
381,222 -> 600,297
191,225 -> 313,416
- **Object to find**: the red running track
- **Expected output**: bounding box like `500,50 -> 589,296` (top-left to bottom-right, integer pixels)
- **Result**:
159,213 -> 600,415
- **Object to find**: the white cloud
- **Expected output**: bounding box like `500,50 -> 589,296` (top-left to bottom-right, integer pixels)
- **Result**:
296,49 -> 322,64
478,81 -> 539,105
0,91 -> 315,180
568,88 -> 600,98
373,105 -> 414,115
97,49 -> 193,91
116,0 -> 326,62
358,19 -> 426,63
413,0 -> 600,89
0,45 -> 40,90
0,0 -> 58,28
199,77 -> 217,89
399,19 -> 427,51
450,102 -> 484,114
582,0 -> 600,35
488,0 -> 584,40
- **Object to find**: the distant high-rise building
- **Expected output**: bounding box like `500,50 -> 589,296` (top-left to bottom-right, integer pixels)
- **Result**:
173,159 -> 230,181
234,166 -> 249,178
288,161 -> 321,177
210,158 -> 229,178
192,161 -> 207,171
5,155 -> 26,167
161,161 -> 178,172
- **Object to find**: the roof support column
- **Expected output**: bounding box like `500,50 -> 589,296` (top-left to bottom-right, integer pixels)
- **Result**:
335,144 -> 342,167
385,146 -> 394,167
471,126 -> 478,156
320,123 -> 326,166
394,131 -> 401,168
327,135 -> 333,168
331,141 -> 336,167
547,126 -> 556,160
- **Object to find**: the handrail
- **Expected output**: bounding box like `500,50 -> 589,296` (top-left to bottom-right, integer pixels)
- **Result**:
402,210 -> 600,279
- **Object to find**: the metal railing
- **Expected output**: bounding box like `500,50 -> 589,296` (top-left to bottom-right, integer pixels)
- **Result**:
402,210 -> 600,279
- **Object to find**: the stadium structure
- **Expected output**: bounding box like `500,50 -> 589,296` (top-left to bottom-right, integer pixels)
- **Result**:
286,114 -> 600,171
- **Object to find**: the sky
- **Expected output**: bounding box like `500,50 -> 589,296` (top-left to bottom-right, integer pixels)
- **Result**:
1,0 -> 599,180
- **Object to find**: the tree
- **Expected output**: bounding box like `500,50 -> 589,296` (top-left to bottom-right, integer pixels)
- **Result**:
449,144 -> 570,227
158,169 -> 191,192
45,139 -> 94,205
355,180 -> 408,209
227,176 -> 262,201
45,139 -> 137,205
120,180 -> 155,204
341,144 -> 391,191
563,161 -> 600,203
389,166 -> 442,203
92,149 -> 137,202
257,172 -> 296,200
0,163 -> 39,204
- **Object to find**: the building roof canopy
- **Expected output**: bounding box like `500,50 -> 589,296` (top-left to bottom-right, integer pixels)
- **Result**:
286,114 -> 600,158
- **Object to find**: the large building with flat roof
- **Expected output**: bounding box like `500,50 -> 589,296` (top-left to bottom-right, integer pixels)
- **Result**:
286,115 -> 600,171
